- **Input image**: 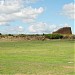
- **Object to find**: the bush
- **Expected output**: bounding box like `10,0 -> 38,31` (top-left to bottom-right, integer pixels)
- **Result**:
45,34 -> 63,39
18,34 -> 26,37
0,33 -> 2,35
7,34 -> 14,36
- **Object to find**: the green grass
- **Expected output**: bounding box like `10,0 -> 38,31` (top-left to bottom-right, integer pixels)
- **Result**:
0,40 -> 74,75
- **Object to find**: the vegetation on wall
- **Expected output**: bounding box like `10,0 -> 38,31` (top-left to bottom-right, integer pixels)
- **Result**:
44,34 -> 63,39
0,33 -> 75,40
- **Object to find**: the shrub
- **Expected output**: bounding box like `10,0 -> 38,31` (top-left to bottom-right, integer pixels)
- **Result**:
18,34 -> 26,37
0,33 -> 2,35
8,34 -> 14,36
45,34 -> 63,39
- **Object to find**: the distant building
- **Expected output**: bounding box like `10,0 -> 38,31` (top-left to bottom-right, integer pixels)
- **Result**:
53,27 -> 72,34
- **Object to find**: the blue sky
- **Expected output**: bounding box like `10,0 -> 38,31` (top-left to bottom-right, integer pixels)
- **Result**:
0,0 -> 74,34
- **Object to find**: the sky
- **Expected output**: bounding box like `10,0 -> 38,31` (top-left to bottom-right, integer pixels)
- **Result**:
0,0 -> 74,34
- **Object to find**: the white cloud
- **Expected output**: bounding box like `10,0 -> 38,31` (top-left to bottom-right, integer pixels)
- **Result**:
0,6 -> 44,23
0,22 -> 8,25
61,3 -> 75,19
18,26 -> 24,32
14,7 -> 44,22
4,26 -> 24,34
28,22 -> 70,34
0,0 -> 44,25
29,22 -> 49,34
0,0 -> 22,14
22,0 -> 40,4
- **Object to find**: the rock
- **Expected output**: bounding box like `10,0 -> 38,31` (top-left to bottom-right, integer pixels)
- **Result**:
53,27 -> 72,34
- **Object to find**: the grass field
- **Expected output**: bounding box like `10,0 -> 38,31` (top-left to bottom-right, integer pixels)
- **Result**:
0,40 -> 74,75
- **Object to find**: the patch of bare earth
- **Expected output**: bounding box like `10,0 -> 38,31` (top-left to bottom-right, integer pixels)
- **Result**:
63,66 -> 75,69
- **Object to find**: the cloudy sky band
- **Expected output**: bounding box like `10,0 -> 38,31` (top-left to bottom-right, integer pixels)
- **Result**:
0,0 -> 74,34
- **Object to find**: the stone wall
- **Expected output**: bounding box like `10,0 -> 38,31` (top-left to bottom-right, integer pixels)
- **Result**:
53,27 -> 72,35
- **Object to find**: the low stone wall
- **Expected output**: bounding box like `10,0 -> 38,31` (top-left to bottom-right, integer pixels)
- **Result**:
0,35 -> 45,41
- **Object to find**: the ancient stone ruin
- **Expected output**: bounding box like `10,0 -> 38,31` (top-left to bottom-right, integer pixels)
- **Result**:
53,27 -> 72,35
